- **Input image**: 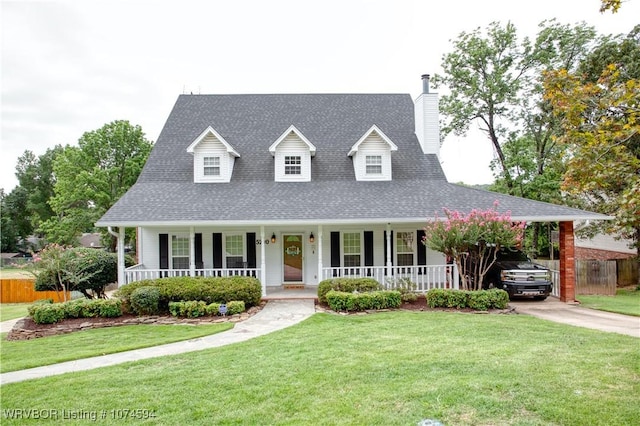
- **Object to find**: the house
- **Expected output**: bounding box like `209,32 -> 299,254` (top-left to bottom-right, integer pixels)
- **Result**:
96,75 -> 609,302
78,233 -> 104,249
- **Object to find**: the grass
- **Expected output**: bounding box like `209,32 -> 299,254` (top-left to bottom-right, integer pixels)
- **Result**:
1,311 -> 638,425
0,267 -> 35,279
0,323 -> 233,373
0,303 -> 30,322
577,288 -> 640,316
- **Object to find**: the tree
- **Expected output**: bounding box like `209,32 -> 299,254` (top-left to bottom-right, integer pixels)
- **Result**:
0,187 -> 32,251
544,65 -> 640,256
433,21 -> 537,193
423,203 -> 525,290
42,120 -> 152,248
490,21 -> 598,256
600,0 -> 622,13
14,146 -> 63,233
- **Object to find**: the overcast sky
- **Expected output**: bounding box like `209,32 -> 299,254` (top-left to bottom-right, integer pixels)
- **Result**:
2,0 -> 638,192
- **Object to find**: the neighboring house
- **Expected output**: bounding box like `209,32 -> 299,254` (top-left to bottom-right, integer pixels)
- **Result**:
97,75 -> 608,301
78,233 -> 104,249
575,233 -> 636,260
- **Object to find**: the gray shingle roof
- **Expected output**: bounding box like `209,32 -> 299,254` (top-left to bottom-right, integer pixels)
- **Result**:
97,93 -> 608,226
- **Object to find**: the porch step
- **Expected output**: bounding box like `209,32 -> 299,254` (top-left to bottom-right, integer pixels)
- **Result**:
283,284 -> 306,290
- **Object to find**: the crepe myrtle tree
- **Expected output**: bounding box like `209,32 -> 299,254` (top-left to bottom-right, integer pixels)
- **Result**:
423,202 -> 526,290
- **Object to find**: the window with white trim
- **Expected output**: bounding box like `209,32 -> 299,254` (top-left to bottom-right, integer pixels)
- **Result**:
284,156 -> 302,175
225,234 -> 245,268
396,231 -> 414,266
171,235 -> 189,269
203,156 -> 221,176
365,155 -> 383,175
343,232 -> 361,267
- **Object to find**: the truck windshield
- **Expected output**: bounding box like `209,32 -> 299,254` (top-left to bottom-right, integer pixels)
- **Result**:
497,249 -> 529,261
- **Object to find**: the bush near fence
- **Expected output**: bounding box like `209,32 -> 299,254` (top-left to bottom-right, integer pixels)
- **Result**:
0,279 -> 70,303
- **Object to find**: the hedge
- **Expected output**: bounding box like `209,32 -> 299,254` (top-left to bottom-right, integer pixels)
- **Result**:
168,300 -> 245,318
426,289 -> 509,310
317,278 -> 381,304
29,299 -> 123,324
115,276 -> 262,312
325,290 -> 402,312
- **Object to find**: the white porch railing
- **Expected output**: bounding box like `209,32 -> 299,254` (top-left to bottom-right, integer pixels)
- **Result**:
321,264 -> 459,292
125,265 -> 260,285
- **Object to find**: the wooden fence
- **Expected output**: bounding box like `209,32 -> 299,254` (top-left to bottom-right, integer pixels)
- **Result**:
617,258 -> 639,286
537,259 -> 638,296
0,279 -> 70,303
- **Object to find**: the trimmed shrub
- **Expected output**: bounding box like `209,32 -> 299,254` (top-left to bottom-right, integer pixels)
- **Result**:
326,290 -> 402,312
317,278 -> 381,304
116,276 -> 262,312
426,289 -> 509,310
97,299 -> 123,317
129,286 -> 161,316
28,299 -> 53,317
205,302 -> 222,316
169,300 -> 246,317
226,301 -> 245,315
31,304 -> 66,324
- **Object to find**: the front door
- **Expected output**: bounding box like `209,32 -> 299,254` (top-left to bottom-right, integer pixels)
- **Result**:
283,234 -> 303,282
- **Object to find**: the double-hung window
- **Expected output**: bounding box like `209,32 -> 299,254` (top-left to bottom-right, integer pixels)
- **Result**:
171,235 -> 189,269
284,156 -> 302,175
203,156 -> 221,176
396,231 -> 414,266
365,155 -> 382,175
225,234 -> 245,268
343,232 -> 361,267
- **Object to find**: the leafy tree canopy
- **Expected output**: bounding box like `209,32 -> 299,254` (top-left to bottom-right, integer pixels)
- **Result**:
42,120 -> 152,247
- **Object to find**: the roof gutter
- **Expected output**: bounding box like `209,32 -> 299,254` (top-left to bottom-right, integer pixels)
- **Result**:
96,214 -> 613,229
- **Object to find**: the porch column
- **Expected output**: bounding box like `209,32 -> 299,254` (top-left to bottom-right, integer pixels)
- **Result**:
317,225 -> 323,282
117,227 -> 125,287
386,223 -> 392,277
559,221 -> 576,302
260,226 -> 267,297
189,226 -> 196,277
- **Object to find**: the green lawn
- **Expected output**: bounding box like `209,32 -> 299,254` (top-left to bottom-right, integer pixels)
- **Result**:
577,288 -> 640,316
1,323 -> 233,373
0,303 -> 30,322
1,311 -> 638,425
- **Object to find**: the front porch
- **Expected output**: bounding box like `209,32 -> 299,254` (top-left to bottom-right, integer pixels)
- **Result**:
124,264 -> 460,297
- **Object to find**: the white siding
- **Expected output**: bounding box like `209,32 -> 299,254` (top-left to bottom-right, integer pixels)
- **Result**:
193,134 -> 235,183
273,134 -> 312,182
414,92 -> 440,157
352,133 -> 393,181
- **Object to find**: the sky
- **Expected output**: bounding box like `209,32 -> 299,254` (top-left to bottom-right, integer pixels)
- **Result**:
2,0 -> 639,192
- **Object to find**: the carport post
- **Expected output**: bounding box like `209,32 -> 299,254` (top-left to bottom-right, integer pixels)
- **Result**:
559,221 -> 576,302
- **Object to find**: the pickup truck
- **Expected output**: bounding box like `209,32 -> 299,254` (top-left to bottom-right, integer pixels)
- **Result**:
482,248 -> 553,300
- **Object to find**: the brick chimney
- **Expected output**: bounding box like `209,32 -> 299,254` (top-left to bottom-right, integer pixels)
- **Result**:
414,74 -> 440,157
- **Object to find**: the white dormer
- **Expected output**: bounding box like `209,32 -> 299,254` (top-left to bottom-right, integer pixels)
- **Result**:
269,125 -> 316,182
348,125 -> 397,181
187,126 -> 240,183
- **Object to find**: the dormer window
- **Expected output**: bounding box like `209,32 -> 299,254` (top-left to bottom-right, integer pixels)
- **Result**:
365,155 -> 383,175
269,125 -> 316,182
284,156 -> 302,175
348,125 -> 397,181
187,126 -> 240,183
203,156 -> 221,176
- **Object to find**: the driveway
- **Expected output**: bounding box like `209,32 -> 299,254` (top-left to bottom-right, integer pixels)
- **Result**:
510,297 -> 640,338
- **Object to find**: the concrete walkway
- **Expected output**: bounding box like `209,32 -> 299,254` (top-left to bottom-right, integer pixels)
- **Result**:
0,299 -> 316,385
510,297 -> 640,338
